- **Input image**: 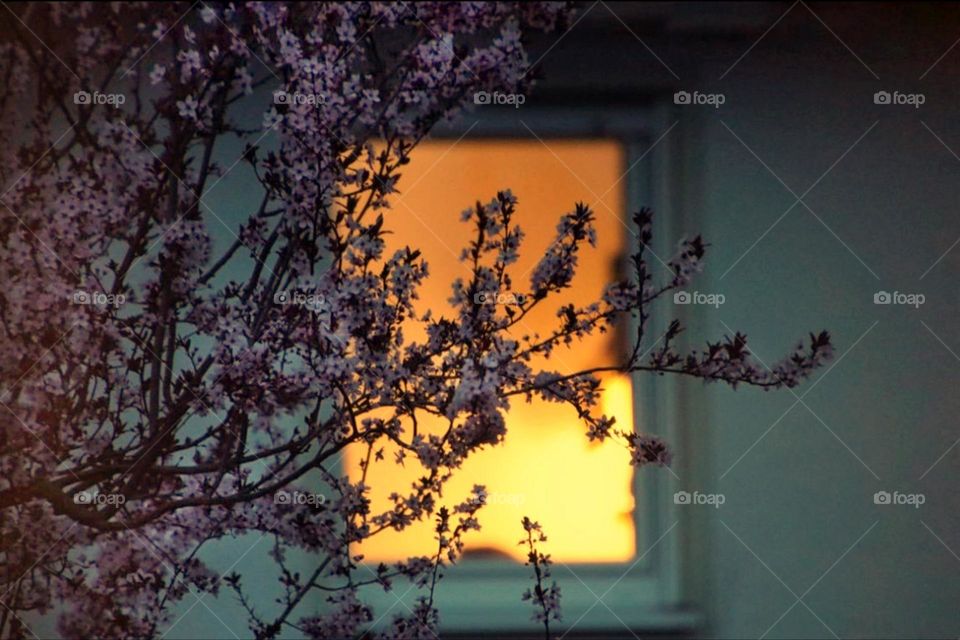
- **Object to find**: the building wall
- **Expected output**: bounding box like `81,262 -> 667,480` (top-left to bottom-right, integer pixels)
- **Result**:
590,4 -> 960,637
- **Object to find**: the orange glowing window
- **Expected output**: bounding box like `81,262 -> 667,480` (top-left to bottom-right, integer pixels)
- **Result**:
347,139 -> 636,563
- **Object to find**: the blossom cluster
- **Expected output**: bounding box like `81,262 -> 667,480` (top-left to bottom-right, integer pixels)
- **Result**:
0,3 -> 829,639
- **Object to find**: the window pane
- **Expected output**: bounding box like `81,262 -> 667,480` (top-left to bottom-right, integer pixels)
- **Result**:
348,139 -> 636,563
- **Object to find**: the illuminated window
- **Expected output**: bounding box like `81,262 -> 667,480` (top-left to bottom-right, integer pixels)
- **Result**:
346,140 -> 638,563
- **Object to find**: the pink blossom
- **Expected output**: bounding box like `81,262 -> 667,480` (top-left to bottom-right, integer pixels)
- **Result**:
0,3 -> 830,638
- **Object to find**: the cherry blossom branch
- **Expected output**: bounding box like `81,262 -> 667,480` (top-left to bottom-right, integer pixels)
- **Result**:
520,517 -> 561,639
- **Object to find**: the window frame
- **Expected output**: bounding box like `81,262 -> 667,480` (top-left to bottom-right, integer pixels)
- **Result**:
352,101 -> 699,636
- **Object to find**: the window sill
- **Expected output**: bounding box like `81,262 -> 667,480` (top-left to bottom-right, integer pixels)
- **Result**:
438,606 -> 701,639
361,564 -> 699,636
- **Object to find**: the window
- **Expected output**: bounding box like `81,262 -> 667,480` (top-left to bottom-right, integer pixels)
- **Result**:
348,107 -> 695,635
347,139 -> 637,564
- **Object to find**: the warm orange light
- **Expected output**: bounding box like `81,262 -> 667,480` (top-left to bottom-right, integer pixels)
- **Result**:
348,140 -> 636,563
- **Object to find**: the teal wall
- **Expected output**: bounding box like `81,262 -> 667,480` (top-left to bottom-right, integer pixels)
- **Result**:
674,13 -> 960,638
